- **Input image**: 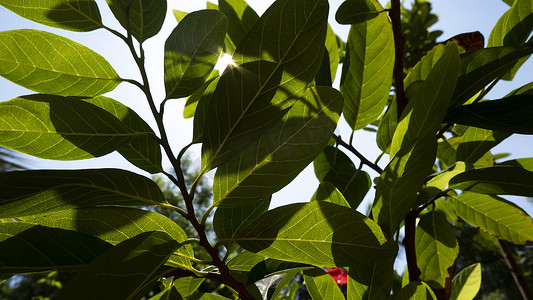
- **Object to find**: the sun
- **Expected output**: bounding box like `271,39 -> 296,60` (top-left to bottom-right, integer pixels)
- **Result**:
214,53 -> 235,73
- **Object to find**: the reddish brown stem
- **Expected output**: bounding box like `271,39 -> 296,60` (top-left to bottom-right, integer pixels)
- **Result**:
403,210 -> 421,282
390,0 -> 407,118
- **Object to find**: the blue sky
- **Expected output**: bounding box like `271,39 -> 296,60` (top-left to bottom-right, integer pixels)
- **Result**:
0,0 -> 532,213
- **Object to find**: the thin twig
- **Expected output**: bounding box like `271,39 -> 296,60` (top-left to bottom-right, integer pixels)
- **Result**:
333,134 -> 383,174
403,210 -> 421,282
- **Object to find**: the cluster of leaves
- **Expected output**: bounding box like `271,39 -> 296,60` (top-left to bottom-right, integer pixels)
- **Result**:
0,0 -> 532,299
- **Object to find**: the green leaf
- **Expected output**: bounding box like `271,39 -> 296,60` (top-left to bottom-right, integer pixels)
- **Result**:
227,251 -> 265,272
437,137 -> 460,169
335,0 -> 381,24
173,10 -> 188,23
184,71 -> 219,119
67,96 -> 163,174
373,136 -> 438,236
106,0 -> 166,43
451,192 -> 533,245
0,0 -> 103,32
451,47 -> 533,106
55,231 -> 179,300
202,0 -> 329,170
31,207 -> 193,269
450,263 -> 482,300
164,10 -> 227,100
326,25 -> 341,82
193,76 -> 221,142
445,95 -> 533,134
0,169 -> 167,219
82,96 -> 162,173
340,5 -> 394,131
311,182 -> 351,208
449,165 -> 533,196
376,98 -> 398,152
404,44 -> 448,88
148,278 -> 183,300
213,86 -> 342,207
303,268 -> 345,300
0,95 -> 145,160
213,197 -> 270,240
488,0 -> 533,80
346,258 -> 394,300
395,282 -> 437,300
390,43 -> 460,156
229,201 -> 398,267
499,157 -> 533,171
0,30 -> 120,97
219,0 -> 260,47
249,259 -> 311,285
0,223 -> 111,273
416,210 -> 459,289
173,277 -> 204,298
314,147 -> 371,209
456,128 -> 511,164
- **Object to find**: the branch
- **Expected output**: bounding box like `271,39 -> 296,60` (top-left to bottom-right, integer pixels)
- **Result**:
403,210 -> 421,282
498,239 -> 533,300
124,36 -> 254,300
333,134 -> 383,174
390,0 -> 407,118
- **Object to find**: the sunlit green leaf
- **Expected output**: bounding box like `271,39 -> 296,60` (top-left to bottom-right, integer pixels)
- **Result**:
0,95 -> 153,160
456,128 -> 510,164
173,9 -> 188,23
219,0 -> 260,48
335,0 -> 381,24
451,47 -> 533,106
227,251 -> 265,272
0,30 -> 120,96
416,210 -> 459,289
404,44 -> 448,88
0,0 -> 102,32
0,223 -> 111,273
311,182 -> 351,208
445,95 -> 533,134
183,71 -> 219,119
202,0 -> 329,170
314,147 -> 371,209
488,0 -> 533,80
346,258 -> 394,299
373,136 -> 437,236
390,43 -> 459,156
376,98 -> 397,152
164,10 -> 227,99
193,76 -> 221,142
437,137 -> 460,169
31,207 -> 193,269
229,201 -> 398,267
213,87 -> 342,207
0,169 -> 166,219
340,4 -> 394,131
303,268 -> 345,300
106,0 -> 166,43
451,192 -> 533,244
55,231 -> 179,300
450,263 -> 482,300
148,277 -> 183,300
449,165 -> 533,196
